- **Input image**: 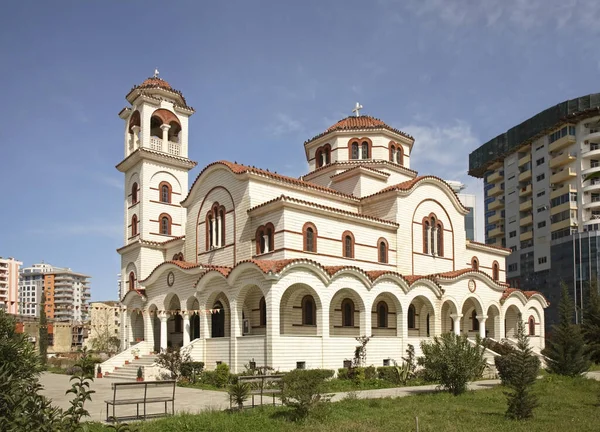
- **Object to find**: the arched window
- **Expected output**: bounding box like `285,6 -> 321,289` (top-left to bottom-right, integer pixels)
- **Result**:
422,219 -> 430,254
361,141 -> 369,159
324,144 -> 331,165
159,213 -> 171,235
471,257 -> 479,271
396,146 -> 403,165
408,304 -> 416,329
255,223 -> 275,255
172,252 -> 183,261
528,316 -> 535,336
131,215 -> 138,237
211,301 -> 225,338
259,297 -> 267,326
342,231 -> 355,258
174,312 -> 183,333
471,310 -> 479,331
492,261 -> 500,281
206,203 -> 226,250
159,181 -> 172,204
377,301 -> 388,328
302,295 -> 316,325
430,216 -> 436,254
351,142 -> 359,159
389,143 -> 396,162
436,221 -> 444,256
128,272 -> 135,291
131,182 -> 138,204
303,223 -> 317,252
341,298 -> 355,327
315,148 -> 323,168
378,238 -> 388,263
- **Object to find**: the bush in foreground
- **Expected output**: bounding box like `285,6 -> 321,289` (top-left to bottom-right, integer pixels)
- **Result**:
418,332 -> 486,395
282,369 -> 333,419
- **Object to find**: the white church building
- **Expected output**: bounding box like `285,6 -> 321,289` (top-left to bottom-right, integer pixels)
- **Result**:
111,75 -> 548,373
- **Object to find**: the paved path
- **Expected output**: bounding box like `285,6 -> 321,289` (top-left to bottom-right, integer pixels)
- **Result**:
39,372 -> 600,423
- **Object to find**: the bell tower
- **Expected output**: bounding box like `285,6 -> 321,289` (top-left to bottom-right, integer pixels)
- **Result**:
116,71 -> 197,298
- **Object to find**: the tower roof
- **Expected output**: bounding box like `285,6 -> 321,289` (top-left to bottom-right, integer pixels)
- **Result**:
125,75 -> 193,111
138,77 -> 173,90
304,115 -> 413,145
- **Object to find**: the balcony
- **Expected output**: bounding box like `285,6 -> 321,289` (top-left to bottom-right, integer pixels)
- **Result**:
583,182 -> 600,193
520,231 -> 533,241
488,213 -> 504,224
583,198 -> 600,209
582,145 -> 600,159
518,154 -> 531,167
551,219 -> 578,231
149,137 -> 181,156
549,135 -> 576,152
519,184 -> 532,197
582,165 -> 600,177
550,184 -> 576,199
488,184 -> 504,197
549,152 -> 576,169
584,130 -> 600,144
520,215 -> 533,226
519,200 -> 533,212
550,168 -> 577,184
518,170 -> 532,182
551,201 -> 577,215
489,199 -> 504,211
489,226 -> 505,238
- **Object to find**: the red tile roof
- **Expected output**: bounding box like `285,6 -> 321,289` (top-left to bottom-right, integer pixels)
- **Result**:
467,240 -> 512,253
302,160 -> 418,180
329,165 -> 390,179
247,195 -> 398,226
305,115 -> 414,145
501,288 -> 548,304
139,77 -> 172,90
361,175 -> 469,211
183,161 -> 359,204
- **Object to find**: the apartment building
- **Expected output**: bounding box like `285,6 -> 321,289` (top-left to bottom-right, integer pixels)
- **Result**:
446,180 -> 479,242
0,257 -> 22,314
469,93 -> 600,327
19,263 -> 91,323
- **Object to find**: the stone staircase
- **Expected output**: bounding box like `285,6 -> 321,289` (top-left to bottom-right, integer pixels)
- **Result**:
104,354 -> 157,381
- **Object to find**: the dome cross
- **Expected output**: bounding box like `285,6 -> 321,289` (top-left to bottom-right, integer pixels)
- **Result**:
352,102 -> 363,117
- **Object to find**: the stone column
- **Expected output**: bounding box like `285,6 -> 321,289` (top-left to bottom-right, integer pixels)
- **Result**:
120,307 -> 128,351
361,304 -> 372,338
160,314 -> 168,351
216,214 -> 222,247
211,217 -> 217,248
478,315 -> 488,339
426,227 -> 431,253
263,234 -> 270,253
265,288 -> 280,369
160,124 -> 171,150
451,313 -> 463,335
183,312 -> 191,346
229,300 -> 239,372
431,227 -> 437,256
131,125 -> 141,150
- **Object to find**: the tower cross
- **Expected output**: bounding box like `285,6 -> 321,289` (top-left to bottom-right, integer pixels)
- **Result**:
352,102 -> 363,117
154,68 -> 160,78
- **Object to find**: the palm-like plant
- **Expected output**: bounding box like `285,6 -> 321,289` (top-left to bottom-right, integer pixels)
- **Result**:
228,382 -> 251,410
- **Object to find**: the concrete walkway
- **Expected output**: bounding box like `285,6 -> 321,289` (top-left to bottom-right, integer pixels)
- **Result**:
39,372 -> 600,423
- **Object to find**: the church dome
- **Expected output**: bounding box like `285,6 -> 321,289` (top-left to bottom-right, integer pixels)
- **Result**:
138,77 -> 172,90
305,115 -> 413,145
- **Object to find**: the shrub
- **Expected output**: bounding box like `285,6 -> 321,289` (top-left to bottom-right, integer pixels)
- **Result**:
215,363 -> 231,387
228,382 -> 251,410
282,369 -> 332,419
418,332 -> 486,395
501,315 -> 540,420
543,283 -> 590,376
156,346 -> 192,380
65,366 -> 83,376
377,366 -> 399,383
337,368 -> 350,380
364,365 -> 377,380
180,361 -> 204,383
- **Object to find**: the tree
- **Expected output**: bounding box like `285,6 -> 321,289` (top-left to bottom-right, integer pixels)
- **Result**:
542,283 -> 590,376
87,304 -> 121,354
38,291 -> 48,366
155,346 -> 191,379
582,280 -> 600,364
418,333 -> 487,396
500,315 -> 540,420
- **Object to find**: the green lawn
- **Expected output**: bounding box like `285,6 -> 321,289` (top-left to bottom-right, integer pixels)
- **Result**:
89,375 -> 600,432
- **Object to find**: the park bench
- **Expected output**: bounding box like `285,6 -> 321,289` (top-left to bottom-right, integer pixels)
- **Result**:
234,374 -> 285,408
105,380 -> 176,422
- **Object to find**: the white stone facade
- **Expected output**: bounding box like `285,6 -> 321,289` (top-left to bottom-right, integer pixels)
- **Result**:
116,78 -> 548,372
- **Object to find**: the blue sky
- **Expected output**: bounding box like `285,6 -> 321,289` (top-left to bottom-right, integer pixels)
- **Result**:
1,0 -> 599,301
